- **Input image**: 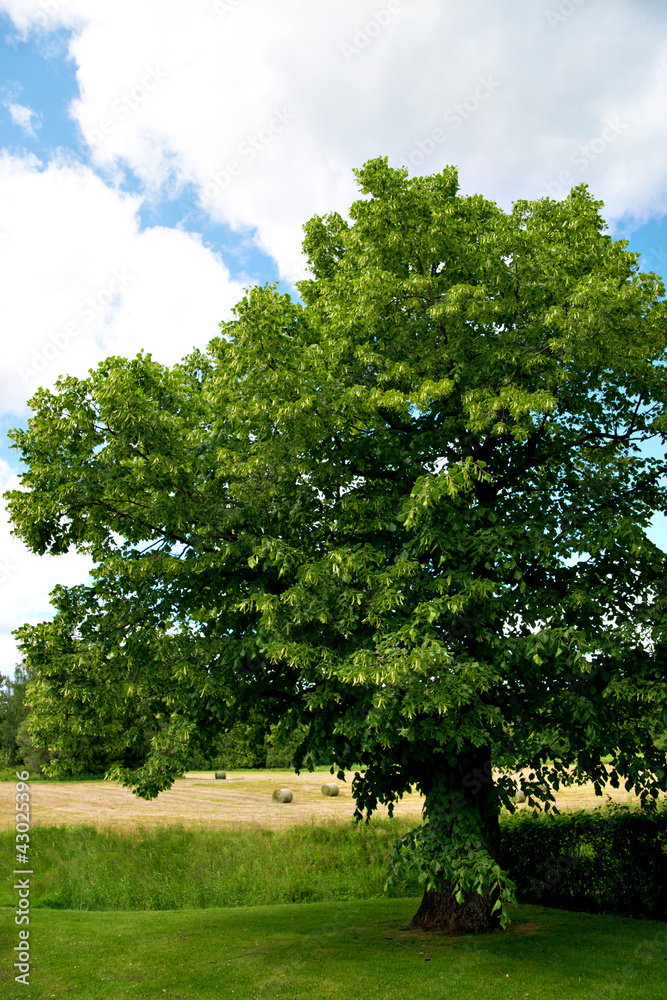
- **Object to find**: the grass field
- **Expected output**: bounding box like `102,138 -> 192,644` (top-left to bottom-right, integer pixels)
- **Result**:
2,771 -> 664,999
0,770 -> 409,830
2,899 -> 667,1000
0,768 -> 650,831
0,820 -> 419,910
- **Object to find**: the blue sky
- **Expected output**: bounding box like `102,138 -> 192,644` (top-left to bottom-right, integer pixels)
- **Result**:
1,0 -> 666,674
0,11 -> 280,303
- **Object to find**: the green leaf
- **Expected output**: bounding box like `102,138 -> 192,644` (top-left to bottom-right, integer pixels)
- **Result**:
7,157 -> 667,936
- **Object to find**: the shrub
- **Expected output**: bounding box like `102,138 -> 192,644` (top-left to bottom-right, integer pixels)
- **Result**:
499,802 -> 667,919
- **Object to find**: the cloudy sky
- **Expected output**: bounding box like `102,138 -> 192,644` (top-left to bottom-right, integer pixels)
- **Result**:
1,0 -> 667,676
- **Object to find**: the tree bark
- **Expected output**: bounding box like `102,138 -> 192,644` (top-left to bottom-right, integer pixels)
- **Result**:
409,747 -> 502,935
409,883 -> 500,935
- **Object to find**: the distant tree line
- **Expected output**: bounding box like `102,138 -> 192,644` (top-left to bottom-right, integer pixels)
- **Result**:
0,664 -> 41,773
0,664 -> 309,777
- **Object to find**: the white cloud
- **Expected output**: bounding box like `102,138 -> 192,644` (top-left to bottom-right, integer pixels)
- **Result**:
1,0 -> 667,671
0,457 -> 93,677
0,151 -> 246,674
6,101 -> 41,138
0,152 -> 245,413
2,0 -> 666,275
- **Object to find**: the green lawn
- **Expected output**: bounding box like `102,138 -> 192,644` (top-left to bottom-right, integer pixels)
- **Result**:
2,899 -> 667,1000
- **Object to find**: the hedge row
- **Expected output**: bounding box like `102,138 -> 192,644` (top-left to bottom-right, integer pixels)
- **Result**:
499,803 -> 667,920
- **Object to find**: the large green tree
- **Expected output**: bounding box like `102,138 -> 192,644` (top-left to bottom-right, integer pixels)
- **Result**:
7,158 -> 667,933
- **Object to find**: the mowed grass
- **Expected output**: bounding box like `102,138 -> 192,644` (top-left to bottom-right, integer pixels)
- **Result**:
3,775 -> 665,999
0,820 -> 419,910
2,900 -> 667,1000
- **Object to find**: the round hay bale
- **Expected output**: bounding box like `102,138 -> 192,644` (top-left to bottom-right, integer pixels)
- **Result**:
214,770 -> 226,779
321,782 -> 339,797
272,788 -> 293,803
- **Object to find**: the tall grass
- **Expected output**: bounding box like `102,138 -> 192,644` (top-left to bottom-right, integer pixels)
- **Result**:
1,819 -> 419,911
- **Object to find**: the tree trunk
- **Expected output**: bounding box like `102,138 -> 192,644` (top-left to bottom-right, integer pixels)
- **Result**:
409,883 -> 500,935
409,747 -> 502,935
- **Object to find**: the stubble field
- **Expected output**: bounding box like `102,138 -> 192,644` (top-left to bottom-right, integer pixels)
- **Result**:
0,767 -> 649,831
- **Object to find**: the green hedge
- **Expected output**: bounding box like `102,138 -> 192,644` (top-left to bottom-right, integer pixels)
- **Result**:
499,803 -> 667,919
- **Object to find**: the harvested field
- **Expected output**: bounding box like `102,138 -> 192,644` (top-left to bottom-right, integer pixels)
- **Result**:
0,766 -> 653,830
0,770 -> 413,830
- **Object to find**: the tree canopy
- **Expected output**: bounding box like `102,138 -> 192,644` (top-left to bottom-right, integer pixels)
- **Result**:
7,157 -> 667,931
